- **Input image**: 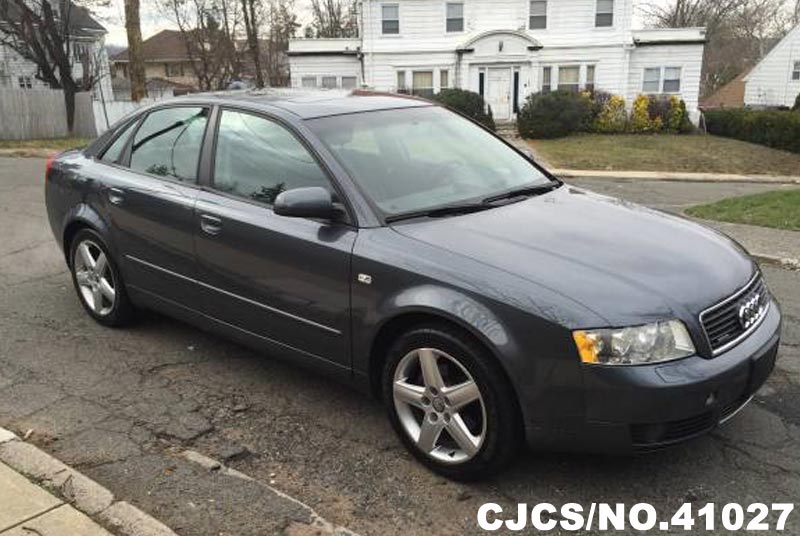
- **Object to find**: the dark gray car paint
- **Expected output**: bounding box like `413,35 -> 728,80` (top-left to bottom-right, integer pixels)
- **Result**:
45,92 -> 781,453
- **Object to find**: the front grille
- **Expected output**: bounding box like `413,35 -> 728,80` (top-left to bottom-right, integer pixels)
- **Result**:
631,412 -> 715,450
700,275 -> 769,354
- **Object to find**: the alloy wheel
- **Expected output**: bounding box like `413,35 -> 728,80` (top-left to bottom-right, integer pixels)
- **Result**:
393,347 -> 487,464
73,239 -> 116,316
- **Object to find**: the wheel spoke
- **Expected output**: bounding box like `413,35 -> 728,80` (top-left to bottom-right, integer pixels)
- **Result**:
418,349 -> 444,390
443,380 -> 480,411
75,270 -> 91,287
446,414 -> 480,456
99,278 -> 115,302
92,286 -> 104,311
393,380 -> 426,409
78,243 -> 95,270
417,418 -> 443,453
94,252 -> 107,277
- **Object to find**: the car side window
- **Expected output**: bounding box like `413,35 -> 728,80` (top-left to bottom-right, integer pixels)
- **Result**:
99,119 -> 138,164
213,110 -> 331,205
129,107 -> 209,182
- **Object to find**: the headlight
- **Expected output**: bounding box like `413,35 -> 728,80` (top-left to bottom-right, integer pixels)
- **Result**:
573,320 -> 695,365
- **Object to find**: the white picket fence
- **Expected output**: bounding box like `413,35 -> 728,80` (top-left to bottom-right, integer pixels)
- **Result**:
92,98 -> 167,134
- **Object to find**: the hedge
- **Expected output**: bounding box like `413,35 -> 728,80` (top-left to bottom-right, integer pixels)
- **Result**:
432,88 -> 496,131
704,108 -> 800,155
517,91 -> 593,138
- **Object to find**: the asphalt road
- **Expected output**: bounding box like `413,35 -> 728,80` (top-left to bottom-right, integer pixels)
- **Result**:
2,157 -> 799,535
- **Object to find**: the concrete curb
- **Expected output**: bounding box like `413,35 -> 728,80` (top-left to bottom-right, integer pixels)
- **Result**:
752,254 -> 800,272
553,169 -> 800,185
0,427 -> 178,536
179,449 -> 360,536
0,149 -> 58,159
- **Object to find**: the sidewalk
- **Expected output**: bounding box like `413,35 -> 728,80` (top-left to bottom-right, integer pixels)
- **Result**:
0,428 -> 176,536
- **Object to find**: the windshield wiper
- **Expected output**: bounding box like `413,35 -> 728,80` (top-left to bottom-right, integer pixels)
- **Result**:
482,181 -> 561,204
385,202 -> 493,223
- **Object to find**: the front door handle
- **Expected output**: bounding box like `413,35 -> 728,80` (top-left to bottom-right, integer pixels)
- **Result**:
200,214 -> 222,235
108,187 -> 125,205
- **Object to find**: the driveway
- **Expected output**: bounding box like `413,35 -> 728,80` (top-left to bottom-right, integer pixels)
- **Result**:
2,157 -> 799,535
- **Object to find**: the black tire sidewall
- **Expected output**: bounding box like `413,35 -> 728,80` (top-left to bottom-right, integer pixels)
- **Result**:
69,229 -> 132,327
382,324 -> 520,480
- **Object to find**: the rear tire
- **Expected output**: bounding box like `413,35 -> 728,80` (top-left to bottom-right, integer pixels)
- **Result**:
382,323 -> 521,480
69,229 -> 134,327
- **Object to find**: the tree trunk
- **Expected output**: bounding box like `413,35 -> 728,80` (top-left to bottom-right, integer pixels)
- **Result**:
242,0 -> 264,88
124,0 -> 147,102
63,85 -> 76,134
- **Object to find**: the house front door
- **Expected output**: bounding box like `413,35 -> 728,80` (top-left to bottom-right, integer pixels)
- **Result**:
487,68 -> 512,121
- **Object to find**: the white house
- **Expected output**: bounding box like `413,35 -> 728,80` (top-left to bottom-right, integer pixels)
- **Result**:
743,24 -> 800,108
288,0 -> 706,122
0,1 -> 113,100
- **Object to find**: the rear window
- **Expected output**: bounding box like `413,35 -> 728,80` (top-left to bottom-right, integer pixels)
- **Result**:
99,119 -> 138,164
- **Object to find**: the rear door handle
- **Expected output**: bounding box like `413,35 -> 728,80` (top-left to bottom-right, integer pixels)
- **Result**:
108,187 -> 125,205
200,214 -> 222,235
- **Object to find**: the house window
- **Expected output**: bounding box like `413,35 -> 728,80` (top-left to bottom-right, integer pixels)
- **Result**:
446,3 -> 464,32
321,76 -> 338,89
558,66 -> 580,92
529,0 -> 547,29
342,76 -> 358,89
586,65 -> 596,91
301,76 -> 317,88
165,62 -> 184,77
397,70 -> 407,93
642,67 -> 661,93
18,76 -> 32,89
542,66 -> 552,92
412,71 -> 434,98
663,67 -> 681,93
440,70 -> 449,89
382,4 -> 400,35
792,61 -> 799,81
596,0 -> 614,27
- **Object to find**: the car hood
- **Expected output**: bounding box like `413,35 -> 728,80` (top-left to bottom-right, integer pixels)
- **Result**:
392,185 -> 755,327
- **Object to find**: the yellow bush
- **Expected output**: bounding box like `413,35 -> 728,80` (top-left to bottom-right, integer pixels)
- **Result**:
630,94 -> 654,133
593,94 -> 627,133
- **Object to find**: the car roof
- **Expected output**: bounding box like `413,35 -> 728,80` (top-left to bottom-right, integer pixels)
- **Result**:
184,88 -> 434,119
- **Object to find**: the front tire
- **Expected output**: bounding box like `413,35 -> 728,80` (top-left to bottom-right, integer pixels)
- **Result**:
382,324 -> 521,480
69,229 -> 133,327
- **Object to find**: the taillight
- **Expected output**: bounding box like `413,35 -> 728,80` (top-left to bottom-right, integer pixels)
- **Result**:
45,153 -> 57,181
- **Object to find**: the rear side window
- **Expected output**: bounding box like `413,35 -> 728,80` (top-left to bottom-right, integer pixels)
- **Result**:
100,119 -> 138,164
129,107 -> 209,182
212,110 -> 331,205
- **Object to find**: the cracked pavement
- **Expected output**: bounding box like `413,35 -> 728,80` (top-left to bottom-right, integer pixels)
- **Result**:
2,157 -> 799,535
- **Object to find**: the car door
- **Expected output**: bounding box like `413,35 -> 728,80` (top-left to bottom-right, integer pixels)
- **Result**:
194,108 -> 357,370
97,105 -> 210,309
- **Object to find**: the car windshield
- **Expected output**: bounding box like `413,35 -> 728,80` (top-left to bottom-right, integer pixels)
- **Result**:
308,106 -> 553,216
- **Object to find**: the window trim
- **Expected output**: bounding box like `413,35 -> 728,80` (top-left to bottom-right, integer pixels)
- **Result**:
529,0 -> 547,30
595,0 -> 614,28
662,66 -> 682,93
381,3 -> 400,36
642,66 -> 682,94
120,104 -> 214,186
301,76 -> 318,88
445,1 -> 464,33
792,60 -> 800,81
556,65 -> 581,92
207,105 -> 354,225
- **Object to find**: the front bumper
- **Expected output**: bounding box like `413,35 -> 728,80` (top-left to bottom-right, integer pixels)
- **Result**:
526,299 -> 782,454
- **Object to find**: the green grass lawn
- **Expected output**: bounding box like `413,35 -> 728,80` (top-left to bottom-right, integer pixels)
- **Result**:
528,134 -> 800,176
0,137 -> 89,152
686,190 -> 800,231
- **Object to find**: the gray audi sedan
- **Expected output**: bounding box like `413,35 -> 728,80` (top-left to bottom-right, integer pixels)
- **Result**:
44,90 -> 781,480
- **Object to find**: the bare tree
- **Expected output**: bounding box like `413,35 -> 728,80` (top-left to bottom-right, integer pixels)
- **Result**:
0,0 -> 103,132
123,0 -> 146,101
241,0 -> 264,88
308,0 -> 358,38
264,0 -> 298,86
162,0 -> 244,90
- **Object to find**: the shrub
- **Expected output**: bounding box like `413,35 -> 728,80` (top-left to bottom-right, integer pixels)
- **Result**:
630,95 -> 658,133
705,108 -> 800,154
793,93 -> 800,112
593,94 -> 628,133
647,96 -> 671,132
432,88 -> 496,131
666,96 -> 694,133
517,91 -> 593,139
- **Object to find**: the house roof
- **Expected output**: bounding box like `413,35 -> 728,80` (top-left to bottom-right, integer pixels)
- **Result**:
0,0 -> 105,36
701,69 -> 750,109
112,30 -> 189,62
743,24 -> 800,82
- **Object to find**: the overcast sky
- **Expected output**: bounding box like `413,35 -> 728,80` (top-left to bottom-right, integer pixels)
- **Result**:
97,0 -> 666,47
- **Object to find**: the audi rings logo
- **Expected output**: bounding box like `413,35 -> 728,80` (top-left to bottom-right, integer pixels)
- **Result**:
738,293 -> 765,330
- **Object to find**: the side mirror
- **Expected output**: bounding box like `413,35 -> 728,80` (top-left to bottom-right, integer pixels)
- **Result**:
274,187 -> 336,219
